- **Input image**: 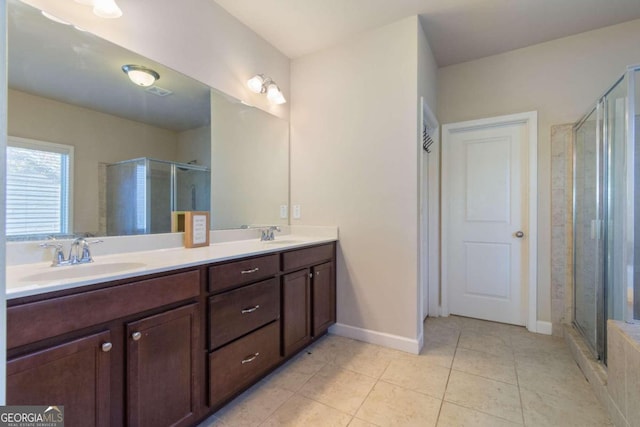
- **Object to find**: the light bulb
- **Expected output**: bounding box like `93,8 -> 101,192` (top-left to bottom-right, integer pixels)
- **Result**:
122,65 -> 160,87
266,84 -> 286,104
128,70 -> 156,87
93,0 -> 123,19
266,83 -> 279,100
247,75 -> 265,93
273,92 -> 286,105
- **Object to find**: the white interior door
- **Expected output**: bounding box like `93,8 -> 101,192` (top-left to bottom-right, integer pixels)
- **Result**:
442,113 -> 537,326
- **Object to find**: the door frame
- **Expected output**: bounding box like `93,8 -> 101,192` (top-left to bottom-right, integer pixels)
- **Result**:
419,98 -> 440,324
441,111 -> 539,333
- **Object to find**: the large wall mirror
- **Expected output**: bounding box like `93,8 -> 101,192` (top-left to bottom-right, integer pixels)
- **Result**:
6,0 -> 289,240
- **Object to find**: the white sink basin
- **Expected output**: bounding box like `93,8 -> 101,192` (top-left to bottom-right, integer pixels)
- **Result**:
262,239 -> 305,245
20,262 -> 147,283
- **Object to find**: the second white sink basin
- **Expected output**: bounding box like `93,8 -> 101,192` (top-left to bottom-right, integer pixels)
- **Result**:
21,262 -> 147,283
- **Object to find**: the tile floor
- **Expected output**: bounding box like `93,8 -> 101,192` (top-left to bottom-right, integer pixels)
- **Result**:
199,316 -> 612,426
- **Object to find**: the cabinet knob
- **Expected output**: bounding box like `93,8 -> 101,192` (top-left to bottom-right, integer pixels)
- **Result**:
309,273 -> 313,279
241,352 -> 260,364
131,332 -> 142,341
101,342 -> 112,352
316,271 -> 320,276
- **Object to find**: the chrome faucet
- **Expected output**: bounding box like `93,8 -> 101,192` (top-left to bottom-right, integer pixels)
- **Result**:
69,237 -> 103,264
260,226 -> 281,241
40,236 -> 103,267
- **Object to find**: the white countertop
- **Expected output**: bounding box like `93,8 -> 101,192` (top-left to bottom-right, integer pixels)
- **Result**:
6,234 -> 337,300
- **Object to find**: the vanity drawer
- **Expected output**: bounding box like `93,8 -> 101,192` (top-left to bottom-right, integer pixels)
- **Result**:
7,270 -> 200,349
208,254 -> 279,293
282,243 -> 334,272
209,321 -> 280,407
208,278 -> 279,350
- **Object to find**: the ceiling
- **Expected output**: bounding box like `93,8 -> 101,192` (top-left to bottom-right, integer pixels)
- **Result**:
8,0 -> 211,132
213,0 -> 640,66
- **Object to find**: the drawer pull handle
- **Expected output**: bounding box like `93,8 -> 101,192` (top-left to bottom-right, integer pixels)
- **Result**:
241,305 -> 260,314
131,332 -> 142,341
241,352 -> 260,364
101,342 -> 113,352
241,267 -> 260,274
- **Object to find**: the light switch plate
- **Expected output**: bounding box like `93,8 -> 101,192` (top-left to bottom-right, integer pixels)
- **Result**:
280,205 -> 288,219
293,204 -> 301,219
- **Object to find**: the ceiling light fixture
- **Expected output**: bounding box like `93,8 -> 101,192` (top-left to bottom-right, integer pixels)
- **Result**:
122,65 -> 160,87
247,74 -> 286,104
75,0 -> 123,19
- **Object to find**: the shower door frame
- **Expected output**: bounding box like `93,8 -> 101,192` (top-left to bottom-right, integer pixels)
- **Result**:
573,66 -> 640,362
573,100 -> 606,359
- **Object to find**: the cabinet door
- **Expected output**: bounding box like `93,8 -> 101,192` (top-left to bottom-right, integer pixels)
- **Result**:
312,262 -> 336,337
127,303 -> 199,427
282,269 -> 311,357
7,330 -> 111,427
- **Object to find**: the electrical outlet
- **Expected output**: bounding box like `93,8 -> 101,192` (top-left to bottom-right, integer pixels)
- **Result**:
280,205 -> 288,219
293,204 -> 301,219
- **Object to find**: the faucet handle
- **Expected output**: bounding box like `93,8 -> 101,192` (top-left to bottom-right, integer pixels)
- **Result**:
40,240 -> 66,266
78,239 -> 103,263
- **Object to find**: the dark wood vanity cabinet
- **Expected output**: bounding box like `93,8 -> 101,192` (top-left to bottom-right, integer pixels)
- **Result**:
281,243 -> 336,357
312,261 -> 336,337
6,330 -> 111,427
6,269 -> 203,427
206,255 -> 283,408
282,269 -> 312,357
126,303 -> 200,427
6,241 -> 336,426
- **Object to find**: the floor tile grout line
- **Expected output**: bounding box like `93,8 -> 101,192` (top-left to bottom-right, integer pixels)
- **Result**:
449,366 -> 519,387
254,357 -> 330,427
347,359 -> 393,421
434,325 -> 460,426
439,400 -> 525,426
514,346 -> 527,426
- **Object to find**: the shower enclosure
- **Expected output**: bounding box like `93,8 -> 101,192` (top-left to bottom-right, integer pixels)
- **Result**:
106,158 -> 210,235
573,65 -> 640,362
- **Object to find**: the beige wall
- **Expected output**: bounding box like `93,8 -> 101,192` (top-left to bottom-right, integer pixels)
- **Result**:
22,0 -> 290,120
291,16 -> 437,344
438,18 -> 640,324
8,89 -> 179,234
210,92 -> 289,230
177,125 -> 211,169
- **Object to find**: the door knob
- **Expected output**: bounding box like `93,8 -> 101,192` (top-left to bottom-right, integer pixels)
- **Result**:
515,231 -> 525,238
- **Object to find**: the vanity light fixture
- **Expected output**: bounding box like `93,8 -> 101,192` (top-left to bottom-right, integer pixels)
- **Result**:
75,0 -> 123,19
122,65 -> 160,87
247,74 -> 286,104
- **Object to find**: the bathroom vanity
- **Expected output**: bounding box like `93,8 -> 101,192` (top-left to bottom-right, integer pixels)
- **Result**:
5,239 -> 336,426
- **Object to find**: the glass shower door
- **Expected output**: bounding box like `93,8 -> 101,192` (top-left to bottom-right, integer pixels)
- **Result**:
574,105 -> 604,356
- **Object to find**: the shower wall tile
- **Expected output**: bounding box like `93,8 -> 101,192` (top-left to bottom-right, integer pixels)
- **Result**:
607,320 -> 640,427
550,124 -> 574,336
607,322 -> 627,418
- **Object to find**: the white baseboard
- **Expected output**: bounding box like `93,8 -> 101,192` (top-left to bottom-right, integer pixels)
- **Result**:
329,323 -> 421,354
534,321 -> 553,335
